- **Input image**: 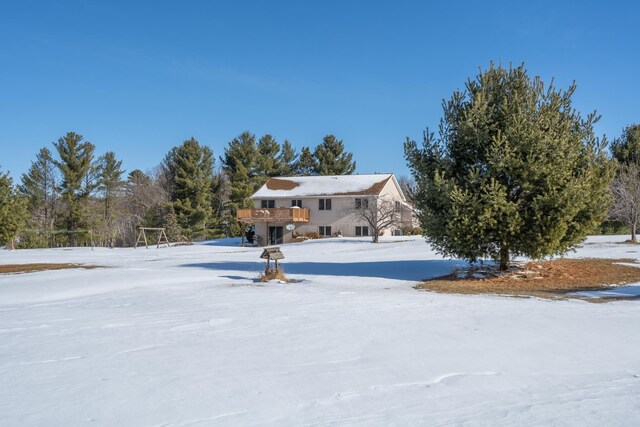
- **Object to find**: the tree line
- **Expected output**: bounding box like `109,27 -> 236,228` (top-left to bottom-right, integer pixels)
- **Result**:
0,132 -> 356,249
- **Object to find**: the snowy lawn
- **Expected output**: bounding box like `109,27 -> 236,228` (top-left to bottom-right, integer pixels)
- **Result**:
1,236 -> 640,426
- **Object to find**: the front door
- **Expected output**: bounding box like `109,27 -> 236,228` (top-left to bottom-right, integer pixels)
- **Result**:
268,226 -> 283,245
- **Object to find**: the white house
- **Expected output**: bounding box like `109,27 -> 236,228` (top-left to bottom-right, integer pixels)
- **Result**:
237,173 -> 417,245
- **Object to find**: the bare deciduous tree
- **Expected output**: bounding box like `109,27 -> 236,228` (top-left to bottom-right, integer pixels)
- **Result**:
396,175 -> 415,203
350,196 -> 401,243
610,163 -> 640,242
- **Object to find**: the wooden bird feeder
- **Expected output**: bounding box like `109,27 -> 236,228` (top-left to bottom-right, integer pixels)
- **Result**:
260,247 -> 284,273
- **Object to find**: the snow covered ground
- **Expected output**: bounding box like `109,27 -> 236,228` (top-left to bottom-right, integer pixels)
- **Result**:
1,236 -> 640,426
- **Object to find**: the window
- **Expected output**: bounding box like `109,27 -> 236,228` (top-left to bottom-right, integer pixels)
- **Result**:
355,198 -> 369,209
355,226 -> 369,237
319,198 -> 332,210
291,199 -> 302,208
395,201 -> 401,211
319,226 -> 332,236
261,200 -> 275,208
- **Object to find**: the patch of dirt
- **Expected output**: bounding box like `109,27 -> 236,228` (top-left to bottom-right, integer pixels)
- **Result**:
416,258 -> 640,301
0,264 -> 101,275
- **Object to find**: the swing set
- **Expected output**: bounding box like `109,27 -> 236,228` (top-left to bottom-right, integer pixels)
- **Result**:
134,227 -> 171,249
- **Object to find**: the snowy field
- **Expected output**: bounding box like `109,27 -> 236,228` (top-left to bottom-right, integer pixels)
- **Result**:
2,236 -> 640,426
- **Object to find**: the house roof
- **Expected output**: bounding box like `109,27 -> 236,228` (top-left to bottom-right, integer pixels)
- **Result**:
252,174 -> 406,200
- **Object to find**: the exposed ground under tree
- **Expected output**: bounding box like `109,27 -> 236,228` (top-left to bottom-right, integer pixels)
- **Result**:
416,258 -> 640,301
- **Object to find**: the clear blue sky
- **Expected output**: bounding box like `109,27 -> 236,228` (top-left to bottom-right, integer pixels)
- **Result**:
1,0 -> 638,180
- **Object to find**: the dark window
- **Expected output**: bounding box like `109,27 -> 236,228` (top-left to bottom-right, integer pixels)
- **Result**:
319,226 -> 332,236
395,201 -> 401,211
291,199 -> 302,208
261,200 -> 275,208
319,198 -> 332,210
356,226 -> 369,236
355,198 -> 369,209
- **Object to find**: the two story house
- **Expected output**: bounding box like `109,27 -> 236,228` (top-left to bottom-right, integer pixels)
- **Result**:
236,173 -> 416,245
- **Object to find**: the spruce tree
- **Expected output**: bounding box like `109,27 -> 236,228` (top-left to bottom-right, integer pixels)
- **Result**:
0,171 -> 27,250
404,63 -> 614,270
53,132 -> 96,246
313,135 -> 356,175
164,138 -> 214,239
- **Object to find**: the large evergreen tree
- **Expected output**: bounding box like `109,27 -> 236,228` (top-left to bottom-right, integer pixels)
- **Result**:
405,63 -> 614,270
255,134 -> 282,184
0,170 -> 27,250
53,132 -> 96,246
278,140 -> 299,176
164,138 -> 214,239
296,147 -> 317,175
313,135 -> 356,175
221,131 -> 259,212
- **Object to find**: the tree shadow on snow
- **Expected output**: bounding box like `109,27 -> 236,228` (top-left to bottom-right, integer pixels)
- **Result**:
179,259 -> 467,281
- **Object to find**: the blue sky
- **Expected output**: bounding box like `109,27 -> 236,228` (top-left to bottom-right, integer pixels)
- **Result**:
1,0 -> 638,180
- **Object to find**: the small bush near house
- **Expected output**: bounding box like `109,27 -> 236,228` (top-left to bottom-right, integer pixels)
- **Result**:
401,226 -> 423,236
304,232 -> 320,240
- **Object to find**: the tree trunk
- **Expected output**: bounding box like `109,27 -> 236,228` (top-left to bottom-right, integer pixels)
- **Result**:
10,239 -> 15,251
372,229 -> 379,243
499,246 -> 509,271
632,222 -> 637,243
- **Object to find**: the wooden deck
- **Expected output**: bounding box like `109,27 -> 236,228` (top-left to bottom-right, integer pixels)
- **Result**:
237,208 -> 310,223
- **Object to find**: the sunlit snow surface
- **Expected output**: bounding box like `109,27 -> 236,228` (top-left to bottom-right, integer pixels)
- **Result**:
1,236 -> 640,426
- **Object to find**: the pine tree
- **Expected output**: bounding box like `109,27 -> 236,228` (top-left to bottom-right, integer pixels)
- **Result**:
97,151 -> 125,247
296,147 -> 318,176
255,134 -> 282,184
127,169 -> 152,187
405,63 -> 614,270
53,132 -> 96,246
313,135 -> 356,175
19,147 -> 58,232
164,138 -> 214,239
611,124 -> 640,165
278,139 -> 299,176
0,170 -> 27,250
221,131 -> 259,212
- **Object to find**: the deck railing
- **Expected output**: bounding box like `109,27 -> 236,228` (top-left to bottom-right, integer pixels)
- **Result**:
237,208 -> 310,223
